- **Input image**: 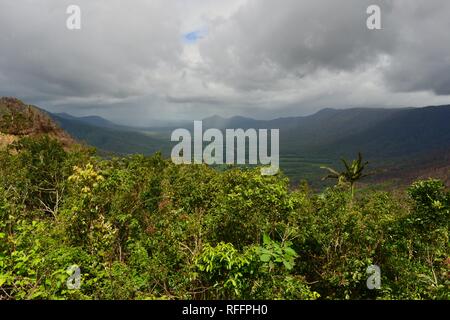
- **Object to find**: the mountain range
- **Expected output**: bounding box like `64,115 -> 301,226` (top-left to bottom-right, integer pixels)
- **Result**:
48,104 -> 450,187
1,97 -> 448,187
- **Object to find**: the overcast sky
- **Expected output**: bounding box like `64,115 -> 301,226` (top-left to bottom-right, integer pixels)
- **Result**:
1,0 -> 450,125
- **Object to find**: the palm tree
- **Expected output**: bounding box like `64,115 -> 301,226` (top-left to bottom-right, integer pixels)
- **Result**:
321,152 -> 369,198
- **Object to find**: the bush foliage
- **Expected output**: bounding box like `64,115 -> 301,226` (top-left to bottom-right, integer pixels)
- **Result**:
0,136 -> 449,300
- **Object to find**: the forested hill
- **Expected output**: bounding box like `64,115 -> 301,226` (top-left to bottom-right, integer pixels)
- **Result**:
49,104 -> 450,161
0,97 -> 76,148
202,106 -> 450,159
47,101 -> 450,186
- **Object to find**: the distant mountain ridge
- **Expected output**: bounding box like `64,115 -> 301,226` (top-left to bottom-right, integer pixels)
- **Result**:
54,112 -> 118,128
320,105 -> 450,158
201,106 -> 450,158
50,112 -> 171,155
5,97 -> 447,186
49,103 -> 450,161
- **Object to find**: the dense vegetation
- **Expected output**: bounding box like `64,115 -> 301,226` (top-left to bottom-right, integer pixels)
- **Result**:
0,135 -> 449,300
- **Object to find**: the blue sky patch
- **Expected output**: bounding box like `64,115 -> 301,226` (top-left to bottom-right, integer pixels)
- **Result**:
183,28 -> 208,44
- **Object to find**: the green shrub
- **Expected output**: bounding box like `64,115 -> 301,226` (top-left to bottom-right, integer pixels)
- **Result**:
0,136 -> 448,300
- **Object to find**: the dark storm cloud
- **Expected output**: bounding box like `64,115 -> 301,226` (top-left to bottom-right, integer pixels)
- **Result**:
198,0 -> 395,89
382,1 -> 450,95
166,94 -> 224,105
0,0 -> 449,123
197,0 -> 450,96
0,0 -> 183,102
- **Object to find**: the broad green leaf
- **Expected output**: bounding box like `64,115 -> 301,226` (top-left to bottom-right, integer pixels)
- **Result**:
260,254 -> 271,262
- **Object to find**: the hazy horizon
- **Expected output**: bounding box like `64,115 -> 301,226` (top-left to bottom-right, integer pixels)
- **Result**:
48,103 -> 424,127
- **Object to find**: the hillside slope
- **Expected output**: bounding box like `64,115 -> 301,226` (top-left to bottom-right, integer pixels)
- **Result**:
0,97 -> 76,148
318,105 -> 450,159
50,113 -> 171,155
